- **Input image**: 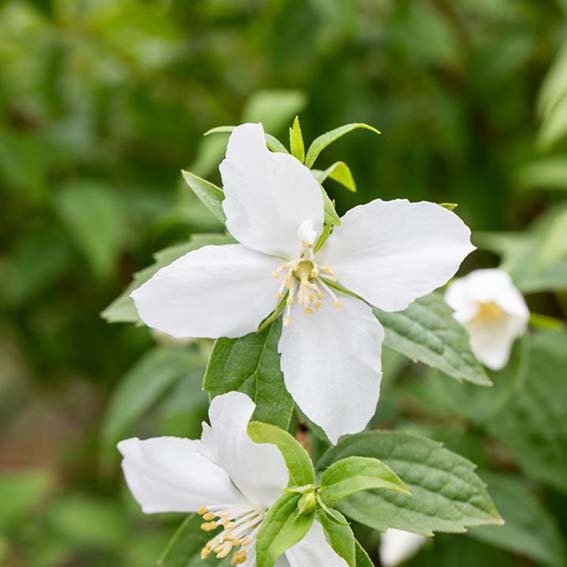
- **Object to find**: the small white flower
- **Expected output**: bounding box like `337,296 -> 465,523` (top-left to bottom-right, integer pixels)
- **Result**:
119,392 -> 347,567
380,529 -> 427,566
445,268 -> 529,370
131,123 -> 474,442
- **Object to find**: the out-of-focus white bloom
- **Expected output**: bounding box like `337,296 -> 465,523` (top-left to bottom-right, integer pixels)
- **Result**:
118,392 -> 347,567
380,529 -> 427,566
445,269 -> 529,370
132,123 -> 474,443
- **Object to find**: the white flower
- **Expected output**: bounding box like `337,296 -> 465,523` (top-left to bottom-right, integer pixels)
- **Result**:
118,392 -> 347,567
380,529 -> 427,566
131,123 -> 474,443
445,268 -> 529,370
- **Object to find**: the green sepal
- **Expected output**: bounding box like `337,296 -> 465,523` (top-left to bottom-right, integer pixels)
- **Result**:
312,161 -> 357,192
319,456 -> 409,506
255,492 -> 315,567
305,123 -> 380,168
248,421 -> 315,487
289,116 -> 305,162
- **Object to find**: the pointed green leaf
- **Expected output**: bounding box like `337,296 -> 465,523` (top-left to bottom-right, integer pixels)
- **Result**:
289,116 -> 305,162
255,492 -> 314,567
317,508 -> 356,567
203,322 -> 294,430
313,161 -> 357,192
376,292 -> 492,386
181,170 -> 226,223
320,457 -> 409,506
248,421 -> 315,487
355,541 -> 375,567
318,431 -> 502,536
322,189 -> 341,226
305,123 -> 380,168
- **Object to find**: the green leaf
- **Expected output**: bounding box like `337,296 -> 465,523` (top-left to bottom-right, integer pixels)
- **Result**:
100,347 -> 202,447
469,473 -> 567,566
289,116 -> 305,162
317,508 -> 356,567
203,321 -> 294,430
355,541 -> 375,567
320,457 -> 409,506
376,293 -> 491,386
248,421 -> 315,487
305,123 -> 380,168
181,170 -> 226,223
102,234 -> 234,324
313,161 -> 357,192
255,492 -> 314,567
204,126 -> 289,153
55,181 -> 127,279
318,431 -> 502,536
322,188 -> 341,226
485,330 -> 567,493
517,157 -> 567,192
157,514 -> 231,567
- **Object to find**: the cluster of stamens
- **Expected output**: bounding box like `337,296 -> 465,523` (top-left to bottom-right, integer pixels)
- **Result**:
273,244 -> 341,326
198,505 -> 264,565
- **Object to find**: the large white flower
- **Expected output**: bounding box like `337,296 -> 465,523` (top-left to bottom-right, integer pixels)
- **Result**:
445,268 -> 529,370
380,529 -> 427,566
132,123 -> 474,442
119,392 -> 347,567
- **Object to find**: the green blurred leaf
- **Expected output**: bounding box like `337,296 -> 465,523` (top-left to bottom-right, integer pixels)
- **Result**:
304,123 -> 380,168
256,492 -> 314,567
248,421 -> 315,487
204,321 -> 294,430
319,457 -> 409,506
101,346 -> 203,447
517,158 -> 567,192
485,330 -> 567,493
376,293 -> 492,386
318,431 -> 502,536
55,181 -> 127,279
469,473 -> 567,566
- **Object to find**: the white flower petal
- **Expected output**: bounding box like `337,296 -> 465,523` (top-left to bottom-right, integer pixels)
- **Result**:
279,295 -> 384,444
220,123 -> 324,258
131,244 -> 281,339
201,392 -> 288,508
285,520 -> 348,567
117,437 -> 245,514
380,529 -> 427,567
318,199 -> 475,312
445,269 -> 529,370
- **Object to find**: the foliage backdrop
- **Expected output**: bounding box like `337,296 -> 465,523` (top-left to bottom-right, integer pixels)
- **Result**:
0,1 -> 566,566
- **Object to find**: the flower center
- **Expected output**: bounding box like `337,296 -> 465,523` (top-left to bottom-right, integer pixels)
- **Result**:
474,301 -> 504,324
198,505 -> 264,565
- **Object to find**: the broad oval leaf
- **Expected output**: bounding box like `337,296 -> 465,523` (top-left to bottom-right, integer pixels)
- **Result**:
248,421 -> 315,487
304,123 -> 380,168
203,321 -> 294,430
320,456 -> 409,506
255,492 -> 314,567
318,431 -> 502,536
376,292 -> 491,386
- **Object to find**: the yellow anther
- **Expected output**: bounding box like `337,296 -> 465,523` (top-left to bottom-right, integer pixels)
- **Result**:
283,316 -> 291,326
231,550 -> 248,565
334,300 -> 342,309
203,512 -> 217,521
198,506 -> 208,516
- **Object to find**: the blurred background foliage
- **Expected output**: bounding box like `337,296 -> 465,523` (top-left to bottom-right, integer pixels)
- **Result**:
0,0 -> 566,566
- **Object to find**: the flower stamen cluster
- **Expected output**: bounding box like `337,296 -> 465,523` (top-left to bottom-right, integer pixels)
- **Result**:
198,504 -> 264,565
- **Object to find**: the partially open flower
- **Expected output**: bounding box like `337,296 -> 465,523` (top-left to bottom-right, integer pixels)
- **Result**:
445,269 -> 529,370
131,123 -> 474,442
118,392 -> 347,567
380,529 -> 427,566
